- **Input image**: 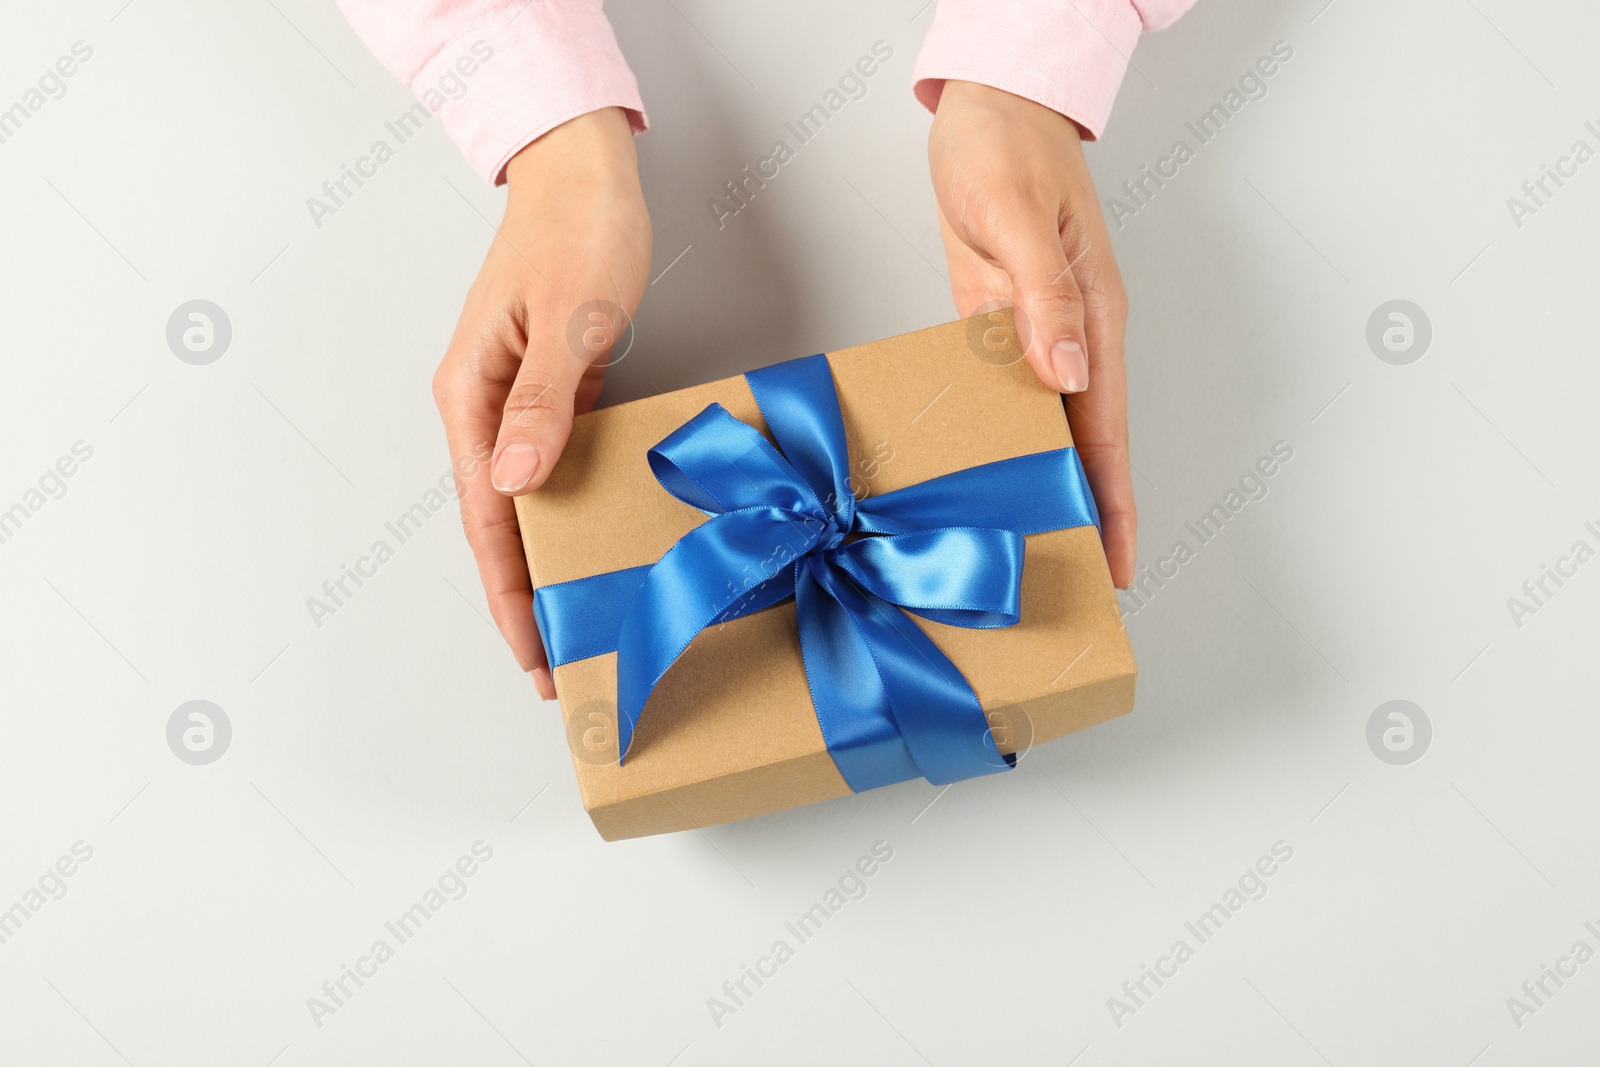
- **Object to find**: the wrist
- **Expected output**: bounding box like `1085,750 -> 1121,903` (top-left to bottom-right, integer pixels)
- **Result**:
938,80 -> 1085,143
504,107 -> 640,201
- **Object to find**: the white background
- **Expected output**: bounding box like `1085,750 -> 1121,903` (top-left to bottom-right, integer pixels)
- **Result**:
2,0 -> 1598,1064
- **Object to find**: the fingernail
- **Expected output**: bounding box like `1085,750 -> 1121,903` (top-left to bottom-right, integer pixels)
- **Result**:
492,442 -> 540,493
531,666 -> 556,700
1050,340 -> 1089,393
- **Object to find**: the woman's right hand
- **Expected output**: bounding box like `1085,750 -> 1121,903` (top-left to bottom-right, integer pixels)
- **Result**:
433,107 -> 652,699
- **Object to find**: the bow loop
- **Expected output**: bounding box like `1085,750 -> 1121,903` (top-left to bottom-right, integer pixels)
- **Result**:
648,403 -> 830,521
829,527 -> 1025,629
745,355 -> 858,534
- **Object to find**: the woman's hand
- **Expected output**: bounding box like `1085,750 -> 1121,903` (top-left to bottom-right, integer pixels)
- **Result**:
433,107 -> 652,697
928,80 -> 1136,588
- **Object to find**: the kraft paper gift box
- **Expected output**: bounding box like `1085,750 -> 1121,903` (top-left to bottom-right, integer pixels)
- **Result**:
515,312 -> 1136,841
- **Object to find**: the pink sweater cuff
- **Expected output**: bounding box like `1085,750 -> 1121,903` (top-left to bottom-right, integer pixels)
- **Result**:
913,0 -> 1144,139
400,4 -> 646,185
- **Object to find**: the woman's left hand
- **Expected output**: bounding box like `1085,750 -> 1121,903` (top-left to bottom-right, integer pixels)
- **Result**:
928,79 -> 1136,588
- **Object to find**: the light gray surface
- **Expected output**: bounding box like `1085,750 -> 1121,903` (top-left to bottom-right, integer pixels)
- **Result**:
2,0 -> 1597,1063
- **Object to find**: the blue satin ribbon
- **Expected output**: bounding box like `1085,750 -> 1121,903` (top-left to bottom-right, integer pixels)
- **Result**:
532,353 -> 1099,792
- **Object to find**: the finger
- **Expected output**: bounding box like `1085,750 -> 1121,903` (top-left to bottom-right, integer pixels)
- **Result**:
433,333 -> 553,691
1071,395 -> 1136,589
488,317 -> 597,496
460,483 -> 556,697
1064,243 -> 1136,588
986,204 -> 1090,395
487,305 -> 613,696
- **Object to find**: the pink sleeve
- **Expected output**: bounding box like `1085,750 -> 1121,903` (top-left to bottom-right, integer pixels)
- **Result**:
335,0 -> 646,185
913,0 -> 1198,138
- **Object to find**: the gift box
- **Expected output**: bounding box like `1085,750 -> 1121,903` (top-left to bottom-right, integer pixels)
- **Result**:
516,311 -> 1136,840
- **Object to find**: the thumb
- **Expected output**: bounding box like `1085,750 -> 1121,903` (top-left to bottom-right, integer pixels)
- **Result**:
489,305 -> 615,495
993,219 -> 1089,395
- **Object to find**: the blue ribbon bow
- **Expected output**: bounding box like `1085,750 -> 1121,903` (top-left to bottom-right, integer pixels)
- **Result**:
533,353 -> 1099,791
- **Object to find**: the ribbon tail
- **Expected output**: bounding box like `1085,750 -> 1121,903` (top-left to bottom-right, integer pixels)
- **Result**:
794,560 -> 920,792
615,507 -> 814,762
810,559 -> 1013,786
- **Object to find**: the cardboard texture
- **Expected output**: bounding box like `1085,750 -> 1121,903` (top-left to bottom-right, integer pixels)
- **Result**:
516,312 -> 1137,840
